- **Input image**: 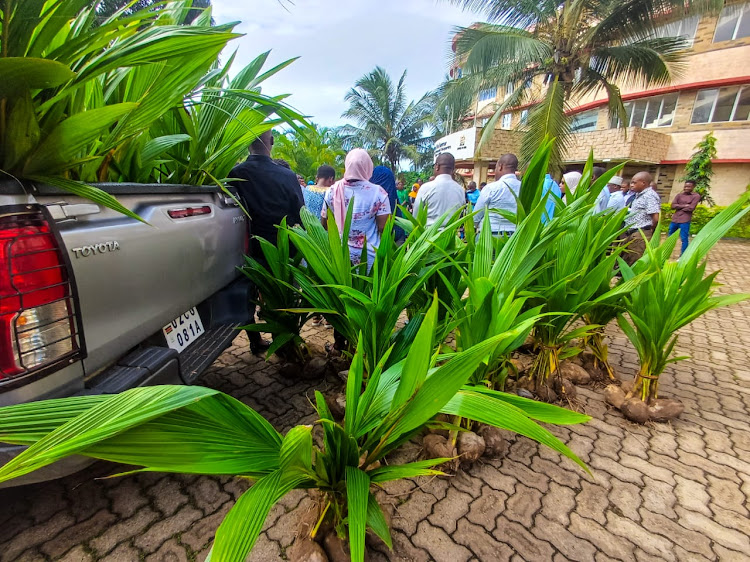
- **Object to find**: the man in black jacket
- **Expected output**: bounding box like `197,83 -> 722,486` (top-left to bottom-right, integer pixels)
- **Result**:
229,130 -> 304,257
229,130 -> 304,353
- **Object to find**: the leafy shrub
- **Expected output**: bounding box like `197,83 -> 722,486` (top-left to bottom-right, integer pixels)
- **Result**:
661,204 -> 750,238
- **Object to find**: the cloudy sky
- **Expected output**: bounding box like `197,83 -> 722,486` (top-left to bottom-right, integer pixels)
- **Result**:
212,0 -> 478,126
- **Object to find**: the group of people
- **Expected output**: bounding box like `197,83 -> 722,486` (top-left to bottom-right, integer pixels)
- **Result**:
228,131 -> 400,350
590,169 -> 700,262
392,152 -> 701,266
229,131 -> 701,352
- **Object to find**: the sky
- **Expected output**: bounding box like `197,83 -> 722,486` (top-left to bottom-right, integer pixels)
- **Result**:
211,0 -> 478,127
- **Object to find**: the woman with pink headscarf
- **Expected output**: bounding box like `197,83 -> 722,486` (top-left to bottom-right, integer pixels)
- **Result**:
321,149 -> 391,267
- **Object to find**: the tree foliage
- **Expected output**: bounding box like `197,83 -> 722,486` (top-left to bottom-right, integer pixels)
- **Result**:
446,0 -> 721,169
96,0 -> 211,24
341,67 -> 433,172
683,131 -> 718,205
271,124 -> 346,181
0,0 -> 303,219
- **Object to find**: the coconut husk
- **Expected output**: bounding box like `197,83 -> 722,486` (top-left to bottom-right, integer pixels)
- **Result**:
323,531 -> 350,562
621,398 -> 650,424
648,398 -> 684,422
422,434 -> 458,473
552,377 -> 577,400
325,392 -> 346,421
302,356 -> 329,380
604,384 -> 626,409
535,384 -> 558,403
577,353 -> 608,382
290,538 -> 329,562
478,425 -> 507,458
457,431 -> 486,465
557,361 -> 591,385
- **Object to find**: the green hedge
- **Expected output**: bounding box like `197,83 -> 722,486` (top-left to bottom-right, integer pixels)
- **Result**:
661,204 -> 750,238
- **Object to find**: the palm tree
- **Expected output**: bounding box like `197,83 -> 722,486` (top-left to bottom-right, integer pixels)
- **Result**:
430,78 -> 475,138
341,67 -> 433,171
271,124 -> 346,180
447,0 -> 721,169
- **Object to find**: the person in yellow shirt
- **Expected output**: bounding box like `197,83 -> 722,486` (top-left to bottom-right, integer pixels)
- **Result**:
407,183 -> 419,211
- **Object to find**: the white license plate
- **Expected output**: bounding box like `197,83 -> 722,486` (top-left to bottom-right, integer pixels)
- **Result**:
162,307 -> 205,353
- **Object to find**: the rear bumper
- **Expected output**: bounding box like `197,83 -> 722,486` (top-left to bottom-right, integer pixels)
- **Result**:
0,323 -> 241,488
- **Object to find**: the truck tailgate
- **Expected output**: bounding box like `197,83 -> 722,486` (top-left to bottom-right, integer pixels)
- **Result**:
39,184 -> 246,376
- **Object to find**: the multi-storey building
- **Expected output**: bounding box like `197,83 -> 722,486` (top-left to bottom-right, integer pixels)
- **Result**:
437,5 -> 750,204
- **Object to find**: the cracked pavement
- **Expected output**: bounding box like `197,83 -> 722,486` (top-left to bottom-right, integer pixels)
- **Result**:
1,240 -> 749,561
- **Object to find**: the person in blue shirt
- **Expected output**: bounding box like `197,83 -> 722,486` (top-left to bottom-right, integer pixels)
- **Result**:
465,181 -> 481,208
542,174 -> 562,224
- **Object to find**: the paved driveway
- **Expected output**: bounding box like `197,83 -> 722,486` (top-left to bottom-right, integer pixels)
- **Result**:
1,240 -> 749,562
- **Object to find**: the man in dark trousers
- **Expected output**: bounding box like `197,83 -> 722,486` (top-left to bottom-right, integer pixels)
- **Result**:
668,179 -> 701,255
620,171 -> 661,266
229,130 -> 304,353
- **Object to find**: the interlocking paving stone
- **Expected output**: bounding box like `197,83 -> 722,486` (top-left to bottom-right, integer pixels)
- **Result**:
1,240 -> 750,560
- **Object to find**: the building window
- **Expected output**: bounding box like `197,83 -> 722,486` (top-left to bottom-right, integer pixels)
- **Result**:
621,93 -> 679,128
570,110 -> 598,133
520,109 -> 529,124
478,117 -> 490,126
478,87 -> 497,102
655,15 -> 700,46
691,86 -> 750,123
714,3 -> 750,42
505,81 -> 515,99
501,113 -> 512,129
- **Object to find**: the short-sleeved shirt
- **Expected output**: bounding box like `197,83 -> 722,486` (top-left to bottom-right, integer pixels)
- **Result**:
624,187 -> 661,230
466,189 -> 481,208
474,174 -> 522,233
322,180 -> 391,266
229,155 -> 304,257
413,174 -> 466,228
302,186 -> 327,220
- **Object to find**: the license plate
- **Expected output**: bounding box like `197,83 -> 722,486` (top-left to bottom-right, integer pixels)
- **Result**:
162,307 -> 205,353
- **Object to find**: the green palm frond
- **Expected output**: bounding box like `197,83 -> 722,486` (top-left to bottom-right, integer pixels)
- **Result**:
592,0 -> 724,45
453,24 -> 551,76
520,78 -> 571,171
448,0 -> 559,26
589,37 -> 688,89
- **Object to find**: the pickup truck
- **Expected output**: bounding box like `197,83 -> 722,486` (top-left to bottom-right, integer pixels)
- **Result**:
0,180 -> 251,484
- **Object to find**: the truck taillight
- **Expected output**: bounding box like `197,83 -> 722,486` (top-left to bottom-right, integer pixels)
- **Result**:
0,209 -> 82,381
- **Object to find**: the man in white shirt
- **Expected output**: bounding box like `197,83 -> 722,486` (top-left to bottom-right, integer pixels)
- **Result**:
413,153 -> 466,228
605,176 -> 626,212
474,153 -> 522,235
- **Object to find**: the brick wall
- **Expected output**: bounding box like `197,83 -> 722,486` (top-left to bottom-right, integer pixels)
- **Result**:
478,127 -> 523,158
562,128 -> 671,163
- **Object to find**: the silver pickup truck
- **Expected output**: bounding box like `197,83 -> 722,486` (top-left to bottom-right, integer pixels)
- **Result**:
0,181 -> 251,482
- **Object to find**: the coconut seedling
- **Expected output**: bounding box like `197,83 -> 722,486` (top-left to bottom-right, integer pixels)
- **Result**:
0,295 -> 589,562
0,2 -> 262,217
285,205 -> 464,375
581,272 -> 633,382
614,194 -> 750,423
524,160 -> 636,400
240,218 -> 314,364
